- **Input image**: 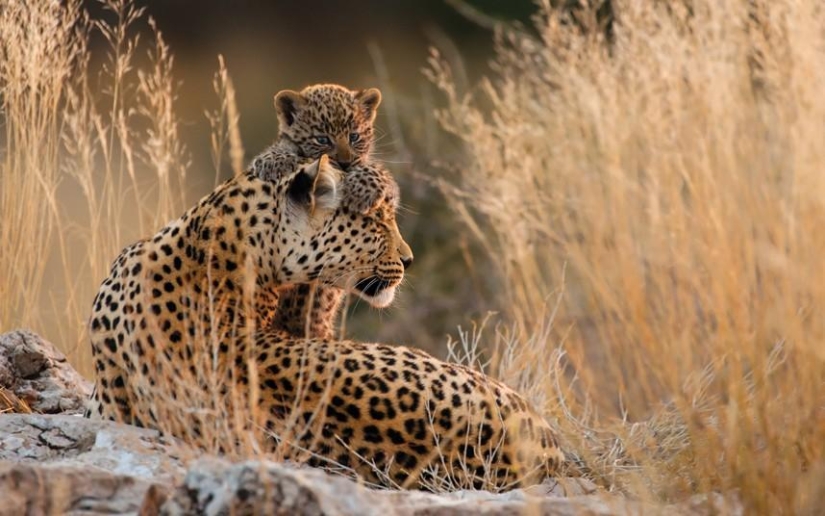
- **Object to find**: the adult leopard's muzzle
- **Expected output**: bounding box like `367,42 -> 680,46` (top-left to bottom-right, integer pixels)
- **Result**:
352,275 -> 398,308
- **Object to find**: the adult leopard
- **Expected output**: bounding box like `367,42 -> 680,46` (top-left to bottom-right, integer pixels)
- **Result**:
87,155 -> 565,491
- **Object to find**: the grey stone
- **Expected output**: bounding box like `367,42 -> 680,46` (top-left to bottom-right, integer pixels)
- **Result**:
157,459 -> 683,516
0,414 -> 187,481
0,413 -> 190,515
0,329 -> 92,414
0,462 -> 161,516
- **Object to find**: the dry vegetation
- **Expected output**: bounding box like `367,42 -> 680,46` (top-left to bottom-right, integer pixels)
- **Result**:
428,0 -> 825,512
1,0 -> 192,371
2,0 -> 824,513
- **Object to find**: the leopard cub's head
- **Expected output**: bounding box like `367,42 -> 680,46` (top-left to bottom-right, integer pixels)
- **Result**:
275,84 -> 381,171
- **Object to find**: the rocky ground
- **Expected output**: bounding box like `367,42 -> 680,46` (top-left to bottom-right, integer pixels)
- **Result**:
0,330 -> 739,515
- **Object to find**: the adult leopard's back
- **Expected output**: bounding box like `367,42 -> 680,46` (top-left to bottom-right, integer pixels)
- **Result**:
252,335 -> 566,490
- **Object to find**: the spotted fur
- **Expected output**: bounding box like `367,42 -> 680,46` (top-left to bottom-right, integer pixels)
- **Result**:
252,335 -> 566,491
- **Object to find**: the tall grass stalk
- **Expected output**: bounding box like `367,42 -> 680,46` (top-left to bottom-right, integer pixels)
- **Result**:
0,0 -> 187,374
0,0 -> 80,348
430,0 -> 825,511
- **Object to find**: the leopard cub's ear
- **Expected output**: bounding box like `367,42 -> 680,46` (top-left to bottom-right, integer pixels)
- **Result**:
288,155 -> 341,214
355,88 -> 382,123
274,89 -> 306,127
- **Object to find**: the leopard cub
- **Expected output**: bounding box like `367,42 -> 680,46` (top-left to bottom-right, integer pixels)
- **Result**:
249,84 -> 385,339
250,83 -> 382,180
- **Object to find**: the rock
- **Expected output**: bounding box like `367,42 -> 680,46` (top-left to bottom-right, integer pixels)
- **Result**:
158,457 -> 387,516
0,414 -> 189,515
0,462 -> 161,516
0,329 -> 92,414
157,458 -> 680,516
0,414 -> 186,480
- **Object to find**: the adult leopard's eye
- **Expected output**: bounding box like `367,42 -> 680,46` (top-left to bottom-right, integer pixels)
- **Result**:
315,135 -> 332,146
348,132 -> 361,144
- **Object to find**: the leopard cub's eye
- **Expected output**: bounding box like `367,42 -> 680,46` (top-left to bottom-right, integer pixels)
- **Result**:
348,132 -> 361,144
315,135 -> 332,146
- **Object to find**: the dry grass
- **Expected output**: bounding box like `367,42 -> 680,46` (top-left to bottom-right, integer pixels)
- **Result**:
0,0 -> 80,354
0,0 -> 187,375
0,387 -> 32,414
428,0 -> 825,511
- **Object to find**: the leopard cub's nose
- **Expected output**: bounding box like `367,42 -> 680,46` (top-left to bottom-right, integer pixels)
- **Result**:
336,160 -> 351,171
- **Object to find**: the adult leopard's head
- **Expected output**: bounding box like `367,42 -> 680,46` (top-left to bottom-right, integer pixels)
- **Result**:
279,156 -> 412,307
275,84 -> 381,171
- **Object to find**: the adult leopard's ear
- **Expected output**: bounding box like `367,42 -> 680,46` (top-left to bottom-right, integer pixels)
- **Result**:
355,88 -> 382,123
274,89 -> 306,127
288,155 -> 341,214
